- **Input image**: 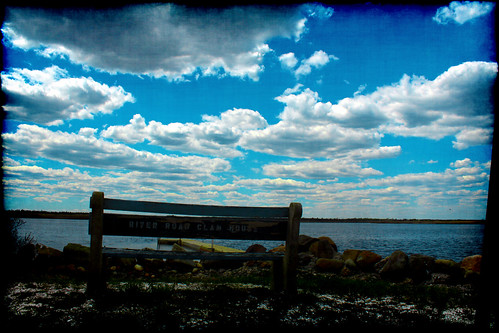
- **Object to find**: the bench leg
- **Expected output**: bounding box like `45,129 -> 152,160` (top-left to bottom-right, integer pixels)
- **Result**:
88,192 -> 106,294
271,260 -> 284,292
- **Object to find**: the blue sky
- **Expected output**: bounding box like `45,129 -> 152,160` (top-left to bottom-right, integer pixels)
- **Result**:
1,2 -> 496,219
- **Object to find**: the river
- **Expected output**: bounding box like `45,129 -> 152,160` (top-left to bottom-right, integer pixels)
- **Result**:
17,218 -> 484,262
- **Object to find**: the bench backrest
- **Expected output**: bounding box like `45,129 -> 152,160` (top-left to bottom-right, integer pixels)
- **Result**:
89,192 -> 301,241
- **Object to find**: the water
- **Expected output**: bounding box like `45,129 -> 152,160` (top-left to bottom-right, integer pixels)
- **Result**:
17,219 -> 484,262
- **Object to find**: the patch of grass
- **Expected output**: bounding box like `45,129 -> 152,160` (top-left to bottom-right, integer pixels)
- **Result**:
297,272 -> 475,308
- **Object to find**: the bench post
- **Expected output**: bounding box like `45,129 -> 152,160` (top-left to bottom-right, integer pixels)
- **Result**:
283,202 -> 302,294
88,191 -> 105,294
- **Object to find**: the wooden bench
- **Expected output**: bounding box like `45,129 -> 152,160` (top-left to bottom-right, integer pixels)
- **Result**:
88,192 -> 302,294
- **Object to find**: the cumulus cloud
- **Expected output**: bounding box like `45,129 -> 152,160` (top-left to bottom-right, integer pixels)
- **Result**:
279,50 -> 338,78
3,124 -> 230,180
378,62 -> 497,143
1,66 -> 135,125
238,61 -> 496,162
433,1 -> 494,25
2,163 -> 219,204
101,108 -> 268,157
279,52 -> 299,69
2,4 -> 310,81
262,159 -> 384,179
98,61 -> 494,161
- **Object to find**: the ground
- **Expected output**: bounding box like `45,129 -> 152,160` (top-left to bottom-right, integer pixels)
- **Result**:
3,266 -> 484,332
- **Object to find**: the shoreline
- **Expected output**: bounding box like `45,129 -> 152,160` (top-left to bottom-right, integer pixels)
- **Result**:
7,210 -> 485,224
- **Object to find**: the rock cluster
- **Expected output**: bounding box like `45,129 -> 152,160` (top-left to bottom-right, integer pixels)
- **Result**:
16,235 -> 482,285
292,235 -> 482,284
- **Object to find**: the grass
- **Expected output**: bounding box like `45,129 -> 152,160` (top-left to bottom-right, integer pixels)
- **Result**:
5,271 -> 481,331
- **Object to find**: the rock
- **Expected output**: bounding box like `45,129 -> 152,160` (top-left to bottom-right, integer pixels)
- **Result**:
269,244 -> 286,253
342,249 -> 361,262
344,258 -> 357,269
309,238 -> 336,258
461,255 -> 481,273
108,256 -> 136,270
63,243 -> 90,266
375,256 -> 388,271
434,259 -> 461,275
298,252 -> 315,266
341,265 -> 354,276
409,254 -> 435,282
317,236 -> 338,252
379,250 -> 409,280
37,244 -> 63,257
315,258 -> 344,272
356,250 -> 382,271
141,258 -> 167,271
246,244 -> 266,253
35,244 -> 64,267
298,235 -> 318,252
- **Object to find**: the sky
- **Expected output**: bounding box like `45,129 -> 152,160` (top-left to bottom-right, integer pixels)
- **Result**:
1,1 -> 497,219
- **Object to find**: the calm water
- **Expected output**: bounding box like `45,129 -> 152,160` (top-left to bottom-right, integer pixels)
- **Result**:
18,219 -> 484,262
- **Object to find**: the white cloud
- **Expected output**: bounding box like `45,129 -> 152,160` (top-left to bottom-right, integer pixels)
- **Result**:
279,52 -> 298,69
239,62 -> 496,160
262,159 -> 384,179
3,154 -> 489,217
453,127 -> 493,149
102,108 -> 268,158
450,158 -> 472,168
1,66 -> 135,125
3,124 -> 230,181
280,50 -> 338,78
433,1 -> 494,25
2,5 -> 309,81
302,3 -> 334,20
99,61 -> 496,162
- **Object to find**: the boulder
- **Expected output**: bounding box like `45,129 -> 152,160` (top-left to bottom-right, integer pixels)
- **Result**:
298,235 -> 318,252
379,250 -> 409,280
342,249 -> 361,262
37,244 -> 63,257
270,244 -> 286,253
309,238 -> 336,258
298,252 -> 315,266
108,256 -> 136,270
316,258 -> 344,272
63,243 -> 90,266
408,254 -> 435,282
246,244 -> 266,253
356,250 -> 382,271
317,236 -> 338,252
34,244 -> 64,267
340,265 -> 355,277
434,259 -> 461,275
344,258 -> 357,270
461,255 -> 481,273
